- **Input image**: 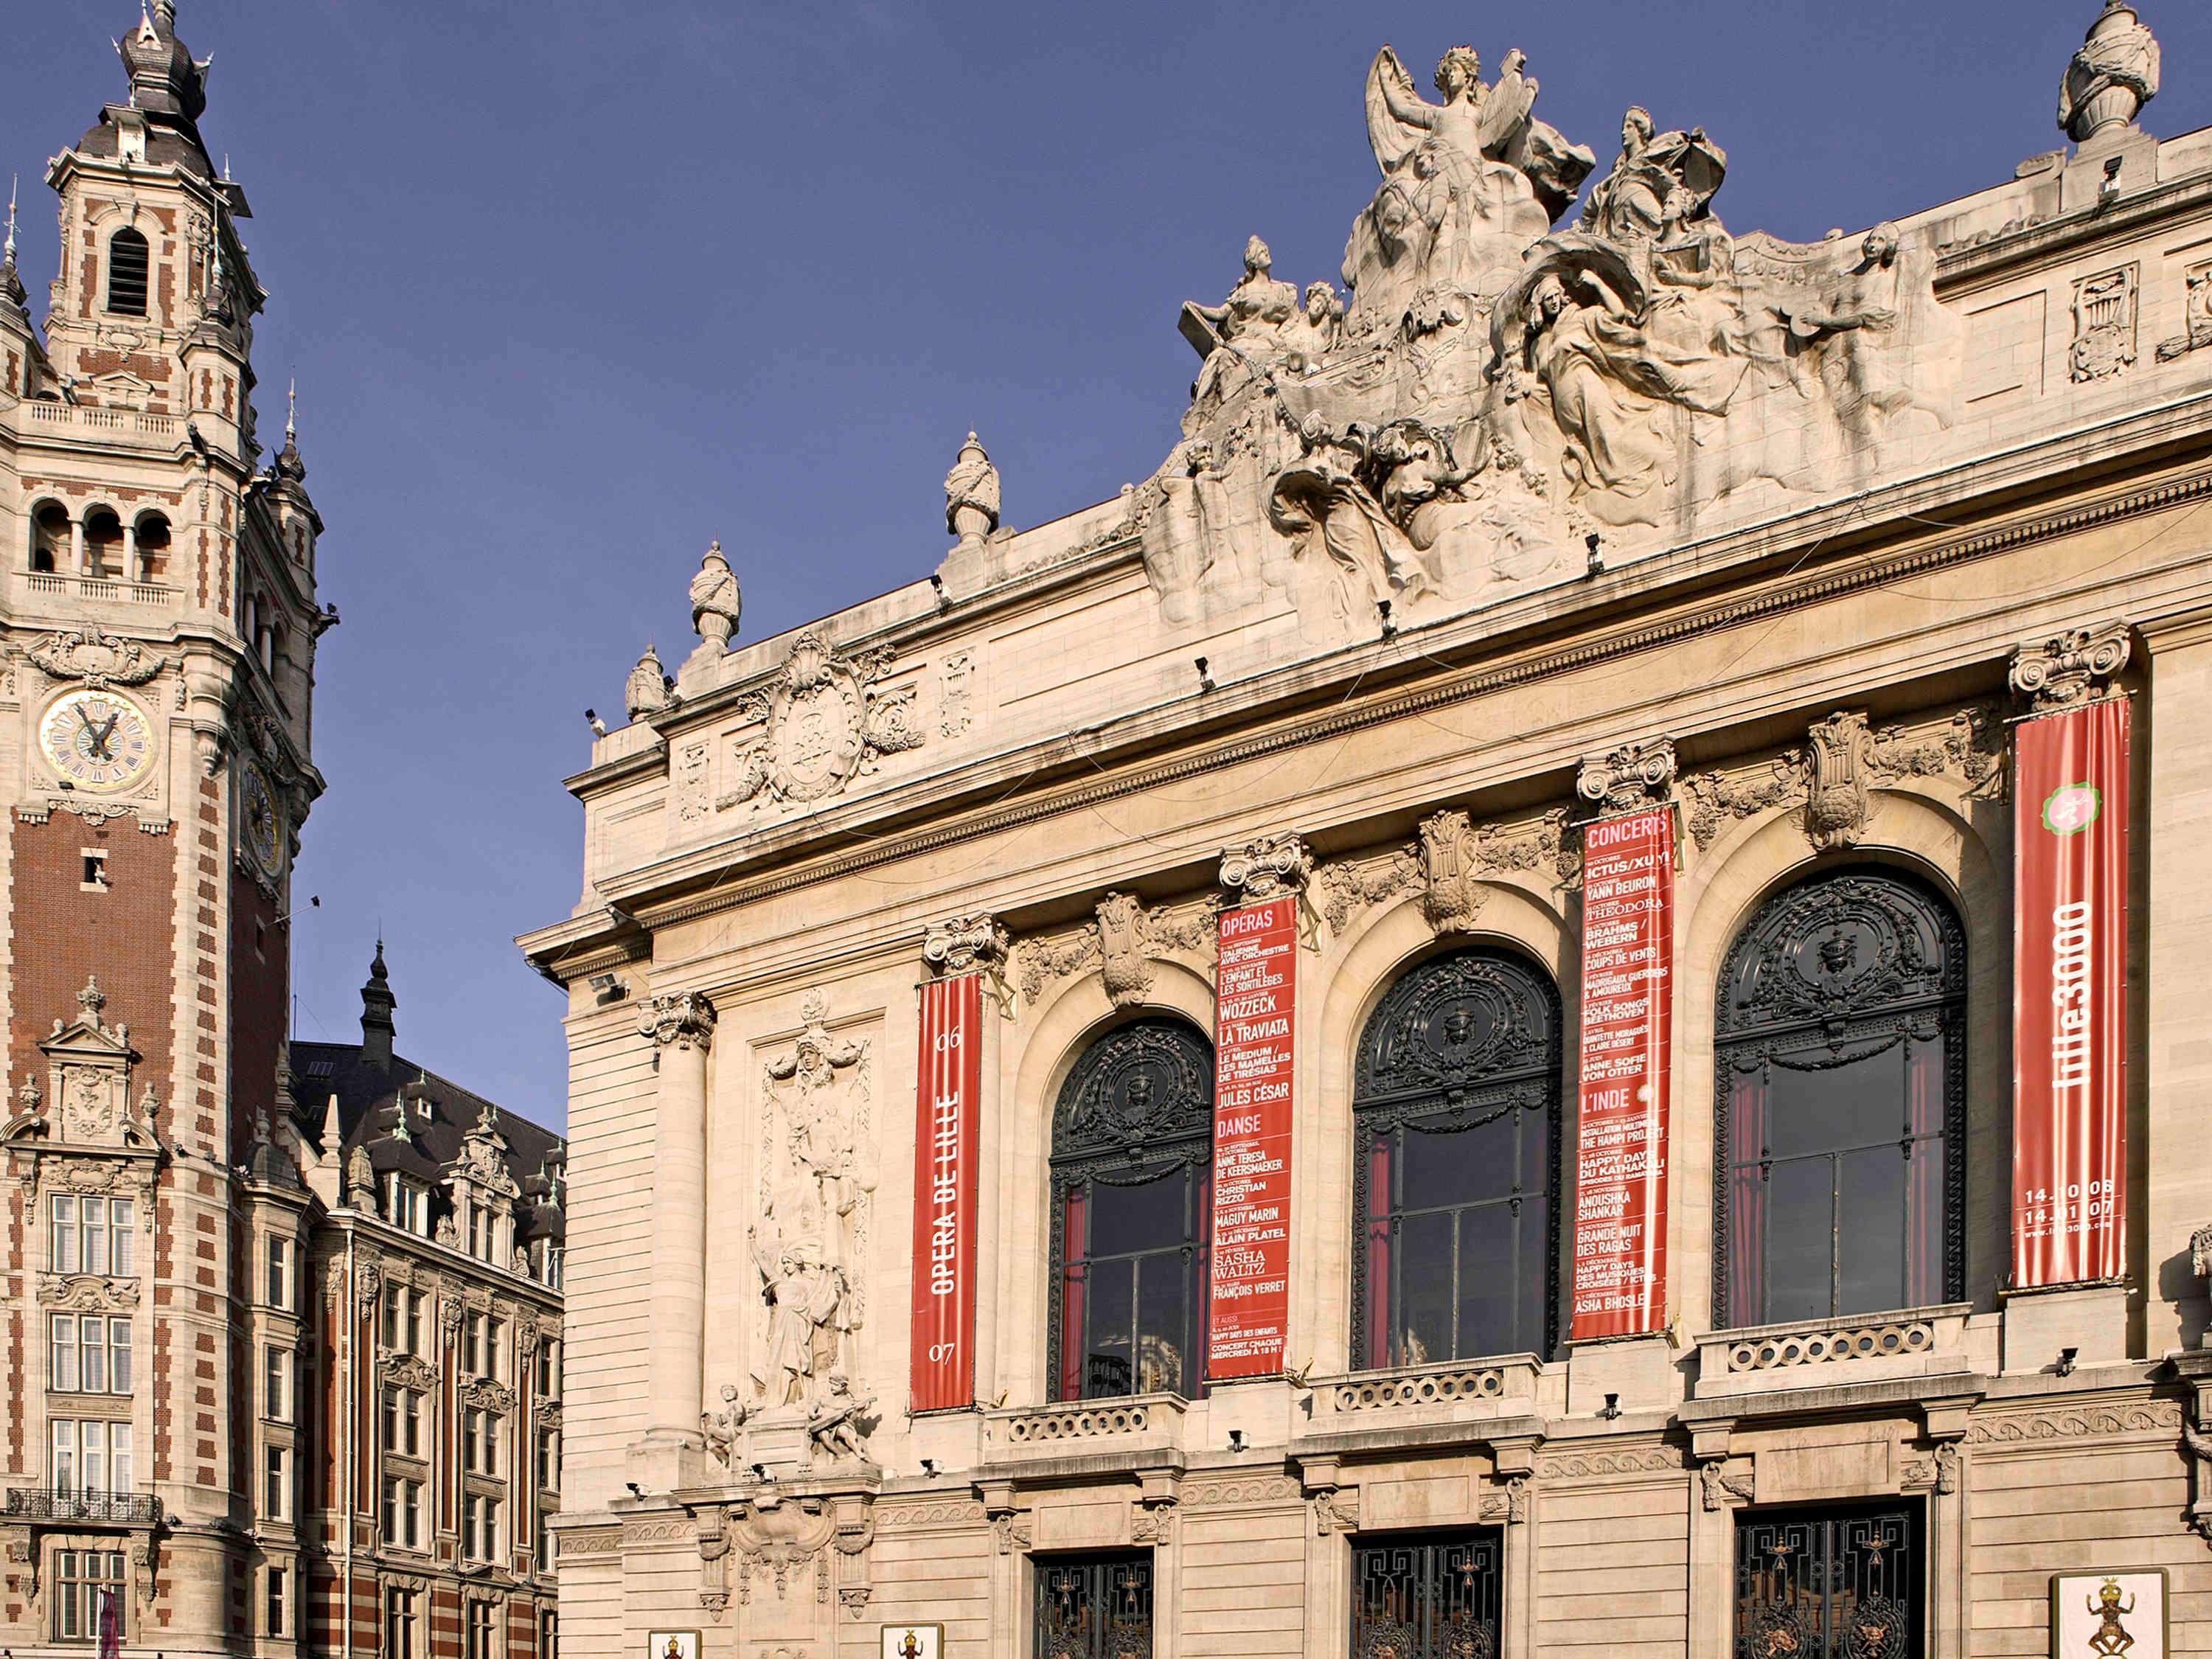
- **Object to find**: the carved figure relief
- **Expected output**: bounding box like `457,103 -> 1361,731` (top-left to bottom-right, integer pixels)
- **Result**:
720,633 -> 923,813
753,992 -> 874,1413
2071,267 -> 2139,382
938,650 -> 974,738
2157,263 -> 2212,363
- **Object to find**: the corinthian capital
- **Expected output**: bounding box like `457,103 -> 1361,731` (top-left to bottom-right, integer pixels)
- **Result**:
638,990 -> 717,1051
2008,621 -> 2131,710
921,914 -> 1010,978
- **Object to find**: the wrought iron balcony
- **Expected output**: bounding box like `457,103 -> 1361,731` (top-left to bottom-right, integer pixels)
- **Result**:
4,1487 -> 160,1523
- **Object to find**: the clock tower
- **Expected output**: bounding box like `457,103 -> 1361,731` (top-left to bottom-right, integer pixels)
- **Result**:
0,4 -> 335,1653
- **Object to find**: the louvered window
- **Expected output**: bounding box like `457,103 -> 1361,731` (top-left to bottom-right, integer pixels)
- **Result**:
105,229 -> 149,316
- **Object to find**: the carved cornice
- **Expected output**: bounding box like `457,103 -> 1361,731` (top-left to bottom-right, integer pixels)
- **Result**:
2009,620 -> 2132,709
459,1377 -> 517,1414
921,914 -> 1009,979
639,990 -> 717,1052
1220,832 -> 1311,902
539,467 -> 2212,957
1576,739 -> 1677,816
383,1354 -> 440,1391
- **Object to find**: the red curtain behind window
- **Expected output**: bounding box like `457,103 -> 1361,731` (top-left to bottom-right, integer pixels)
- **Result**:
1056,1189 -> 1088,1402
1728,1071 -> 1767,1325
1364,1137 -> 1391,1368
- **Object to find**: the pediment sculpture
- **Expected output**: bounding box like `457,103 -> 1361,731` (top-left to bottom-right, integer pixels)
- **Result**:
720,632 -> 924,813
1124,38 -> 1965,642
5,977 -> 159,1155
21,630 -> 175,689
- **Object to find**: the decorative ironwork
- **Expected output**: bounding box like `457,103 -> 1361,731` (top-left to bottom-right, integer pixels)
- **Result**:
1050,1019 -> 1216,1178
1351,949 -> 1563,1365
1712,869 -> 1967,1326
1352,1530 -> 1503,1659
1733,1503 -> 1922,1659
1036,1553 -> 1153,1659
4,1488 -> 160,1523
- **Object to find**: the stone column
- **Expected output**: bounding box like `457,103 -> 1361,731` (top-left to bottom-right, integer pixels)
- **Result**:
69,515 -> 84,574
636,989 -> 715,1488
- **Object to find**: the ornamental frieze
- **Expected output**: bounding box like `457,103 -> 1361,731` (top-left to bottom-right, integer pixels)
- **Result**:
1016,892 -> 1217,1009
20,630 -> 174,689
718,631 -> 924,814
36,1272 -> 142,1311
1312,807 -> 1573,934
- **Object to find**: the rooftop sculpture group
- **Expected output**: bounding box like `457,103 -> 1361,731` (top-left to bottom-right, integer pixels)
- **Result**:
1127,39 -> 1966,639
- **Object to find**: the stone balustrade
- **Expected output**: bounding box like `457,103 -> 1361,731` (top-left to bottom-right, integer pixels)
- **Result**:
982,1394 -> 1186,1464
1318,1355 -> 1543,1422
1694,1304 -> 1975,1399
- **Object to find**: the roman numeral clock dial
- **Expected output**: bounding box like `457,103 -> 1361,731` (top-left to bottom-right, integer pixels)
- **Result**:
39,688 -> 155,793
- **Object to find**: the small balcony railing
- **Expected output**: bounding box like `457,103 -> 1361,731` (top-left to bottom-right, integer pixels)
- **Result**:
4,1487 -> 160,1523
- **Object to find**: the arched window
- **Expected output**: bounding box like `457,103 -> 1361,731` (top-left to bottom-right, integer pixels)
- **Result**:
133,514 -> 170,583
1352,947 -> 1562,1369
1714,867 -> 1966,1328
80,509 -> 123,581
1048,1019 -> 1214,1401
30,502 -> 69,573
105,229 -> 150,316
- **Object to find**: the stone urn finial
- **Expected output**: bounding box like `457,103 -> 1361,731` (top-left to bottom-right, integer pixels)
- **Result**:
2059,1 -> 2160,143
625,643 -> 670,720
688,540 -> 742,661
944,431 -> 1001,549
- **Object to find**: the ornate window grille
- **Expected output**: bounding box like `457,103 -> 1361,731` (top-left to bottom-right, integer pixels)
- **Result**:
1733,1502 -> 1922,1659
1036,1552 -> 1153,1659
1351,1529 -> 1503,1659
1351,949 -> 1562,1369
1046,1020 -> 1214,1402
1713,869 -> 1966,1328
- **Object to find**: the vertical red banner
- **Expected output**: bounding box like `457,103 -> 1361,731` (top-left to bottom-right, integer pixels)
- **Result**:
2012,698 -> 2130,1287
1208,896 -> 1297,1380
909,973 -> 982,1411
1571,807 -> 1676,1341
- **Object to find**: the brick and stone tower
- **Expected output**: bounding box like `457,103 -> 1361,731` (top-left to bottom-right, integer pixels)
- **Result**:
0,4 -> 335,1654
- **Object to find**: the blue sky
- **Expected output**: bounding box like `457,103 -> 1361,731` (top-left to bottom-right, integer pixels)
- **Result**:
4,1 -> 2206,1127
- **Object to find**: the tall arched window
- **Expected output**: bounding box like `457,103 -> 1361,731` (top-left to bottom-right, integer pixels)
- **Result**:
105,229 -> 150,316
1714,867 -> 1966,1328
1352,947 -> 1562,1369
1048,1019 -> 1214,1401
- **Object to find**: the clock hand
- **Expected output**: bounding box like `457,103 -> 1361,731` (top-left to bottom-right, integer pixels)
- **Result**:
90,712 -> 120,759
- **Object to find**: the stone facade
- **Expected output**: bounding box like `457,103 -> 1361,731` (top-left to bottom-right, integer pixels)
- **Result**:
0,13 -> 568,1659
525,8 -> 2212,1658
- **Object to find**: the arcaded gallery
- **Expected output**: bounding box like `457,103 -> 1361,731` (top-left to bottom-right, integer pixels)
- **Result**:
524,7 -> 2212,1658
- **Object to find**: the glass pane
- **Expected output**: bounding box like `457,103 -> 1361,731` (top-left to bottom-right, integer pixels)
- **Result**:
1401,1119 -> 1512,1211
111,1203 -> 133,1276
1391,1209 -> 1454,1366
1133,1253 -> 1189,1396
53,1197 -> 77,1273
1764,1046 -> 1908,1159
1763,1155 -> 1835,1323
1455,1200 -> 1524,1358
1087,1171 -> 1186,1259
1838,1146 -> 1909,1318
1082,1256 -> 1135,1399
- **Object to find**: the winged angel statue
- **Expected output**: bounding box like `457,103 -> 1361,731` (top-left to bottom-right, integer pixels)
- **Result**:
1345,44 -> 1595,327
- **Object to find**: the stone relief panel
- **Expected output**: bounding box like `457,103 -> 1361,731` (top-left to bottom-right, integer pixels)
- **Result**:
718,633 -> 924,818
1112,40 -> 1965,644
2157,261 -> 2212,364
1312,807 -> 1574,933
2070,265 -> 2139,383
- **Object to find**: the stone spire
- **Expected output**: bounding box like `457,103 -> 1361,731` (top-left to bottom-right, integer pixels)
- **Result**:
275,376 -> 307,483
360,938 -> 397,1068
2059,1 -> 2160,143
114,0 -> 211,130
0,176 -> 24,316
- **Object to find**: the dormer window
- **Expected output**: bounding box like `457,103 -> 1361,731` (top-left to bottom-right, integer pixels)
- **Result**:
105,229 -> 150,317
386,1174 -> 427,1237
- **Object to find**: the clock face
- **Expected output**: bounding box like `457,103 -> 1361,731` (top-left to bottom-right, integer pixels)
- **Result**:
40,689 -> 155,794
240,763 -> 284,876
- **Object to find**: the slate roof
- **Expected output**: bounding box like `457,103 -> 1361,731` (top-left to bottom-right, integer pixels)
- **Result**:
288,1038 -> 566,1248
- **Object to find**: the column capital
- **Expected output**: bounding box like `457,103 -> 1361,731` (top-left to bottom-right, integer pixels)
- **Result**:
1220,831 -> 1312,902
921,913 -> 1009,978
638,990 -> 717,1051
1577,737 -> 1678,815
2008,619 -> 2132,709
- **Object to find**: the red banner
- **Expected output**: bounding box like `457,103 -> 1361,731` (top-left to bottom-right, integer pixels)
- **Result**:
1207,896 -> 1296,1380
1570,807 -> 1675,1341
2012,698 -> 2129,1287
909,973 -> 982,1411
